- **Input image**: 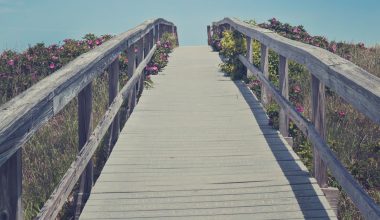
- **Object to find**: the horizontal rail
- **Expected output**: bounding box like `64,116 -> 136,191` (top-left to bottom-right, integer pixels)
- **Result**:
212,17 -> 380,219
239,54 -> 380,219
213,17 -> 380,125
36,44 -> 157,220
0,18 -> 174,165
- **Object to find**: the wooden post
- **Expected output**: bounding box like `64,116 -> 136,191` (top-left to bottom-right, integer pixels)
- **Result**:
154,24 -> 159,43
136,38 -> 144,99
174,26 -> 179,46
158,24 -> 165,40
260,43 -> 270,106
107,59 -> 120,154
207,25 -> 211,45
74,82 -> 93,219
279,55 -> 289,137
311,75 -> 327,187
126,45 -> 136,117
246,36 -> 253,77
0,150 -> 22,220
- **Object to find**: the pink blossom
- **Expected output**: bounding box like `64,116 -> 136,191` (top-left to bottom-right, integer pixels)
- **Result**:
295,104 -> 304,113
95,39 -> 101,46
51,55 -> 59,61
337,110 -> 346,118
330,43 -> 337,53
293,85 -> 301,93
7,59 -> 14,66
49,63 -> 55,69
146,75 -> 151,80
87,40 -> 93,46
134,47 -> 138,53
156,40 -> 161,46
292,27 -> 300,34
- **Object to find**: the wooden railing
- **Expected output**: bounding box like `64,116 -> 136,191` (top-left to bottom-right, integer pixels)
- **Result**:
209,17 -> 380,219
0,18 -> 177,220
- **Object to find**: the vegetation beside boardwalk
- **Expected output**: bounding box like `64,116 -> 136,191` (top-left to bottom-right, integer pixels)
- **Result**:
0,32 -> 177,219
212,18 -> 380,220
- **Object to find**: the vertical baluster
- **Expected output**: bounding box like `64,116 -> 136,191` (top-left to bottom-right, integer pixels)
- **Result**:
126,44 -> 136,117
0,150 -> 22,220
154,24 -> 159,43
311,75 -> 328,187
246,36 -> 253,77
107,59 -> 120,155
279,55 -> 289,138
207,25 -> 211,45
260,43 -> 270,106
75,83 -> 93,219
174,26 -> 179,46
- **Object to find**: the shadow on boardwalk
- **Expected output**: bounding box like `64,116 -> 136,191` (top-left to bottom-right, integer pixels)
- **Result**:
233,80 -> 332,219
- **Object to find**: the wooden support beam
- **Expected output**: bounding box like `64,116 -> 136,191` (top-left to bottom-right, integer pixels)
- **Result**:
279,55 -> 289,137
174,26 -> 179,46
246,36 -> 253,77
311,75 -> 328,188
0,149 -> 22,220
126,45 -> 136,117
207,25 -> 211,45
74,83 -> 93,219
107,59 -> 120,155
260,43 -> 270,106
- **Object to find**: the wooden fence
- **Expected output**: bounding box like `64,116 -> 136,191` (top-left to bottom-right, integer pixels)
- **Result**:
208,17 -> 380,219
0,18 -> 177,220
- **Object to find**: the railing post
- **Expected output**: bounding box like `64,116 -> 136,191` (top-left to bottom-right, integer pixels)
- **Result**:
207,25 -> 211,45
154,24 -> 159,43
246,36 -> 253,77
136,38 -> 144,99
74,82 -> 93,219
174,26 -> 179,46
158,24 -> 164,40
107,59 -> 120,155
0,150 -> 22,220
279,55 -> 289,137
126,44 -> 137,117
260,43 -> 270,106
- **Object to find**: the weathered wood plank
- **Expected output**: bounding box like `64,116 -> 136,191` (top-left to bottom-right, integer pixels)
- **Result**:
0,149 -> 22,220
239,54 -> 380,219
246,36 -> 253,77
107,59 -> 120,155
279,55 -> 289,137
214,17 -> 380,125
311,75 -> 328,188
74,83 -> 93,219
260,43 -> 270,106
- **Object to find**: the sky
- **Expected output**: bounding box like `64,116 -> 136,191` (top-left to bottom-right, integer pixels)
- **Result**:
0,0 -> 379,51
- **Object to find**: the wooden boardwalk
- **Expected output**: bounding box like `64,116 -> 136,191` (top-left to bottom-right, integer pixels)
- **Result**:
80,46 -> 336,219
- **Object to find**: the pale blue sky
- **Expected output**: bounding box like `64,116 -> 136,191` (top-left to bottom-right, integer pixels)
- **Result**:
0,0 -> 379,51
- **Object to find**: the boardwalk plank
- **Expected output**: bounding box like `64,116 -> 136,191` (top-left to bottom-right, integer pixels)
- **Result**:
80,46 -> 335,219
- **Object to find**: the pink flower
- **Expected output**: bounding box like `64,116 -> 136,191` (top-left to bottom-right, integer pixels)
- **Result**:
156,40 -> 161,46
134,47 -> 138,53
7,59 -> 14,66
87,40 -> 93,46
337,110 -> 346,118
295,104 -> 304,113
293,85 -> 301,93
292,27 -> 300,34
95,39 -> 101,46
49,63 -> 55,69
51,55 -> 59,61
146,75 -> 151,80
330,43 -> 337,53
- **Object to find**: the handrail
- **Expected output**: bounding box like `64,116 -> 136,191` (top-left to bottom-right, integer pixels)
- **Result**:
211,17 -> 380,220
0,18 -> 177,220
213,18 -> 380,124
